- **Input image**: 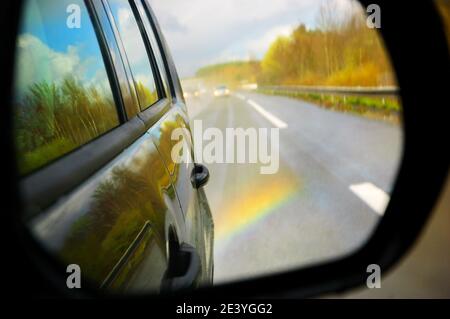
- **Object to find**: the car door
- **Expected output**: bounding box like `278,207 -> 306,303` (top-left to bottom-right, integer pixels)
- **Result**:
15,0 -> 187,293
130,0 -> 214,283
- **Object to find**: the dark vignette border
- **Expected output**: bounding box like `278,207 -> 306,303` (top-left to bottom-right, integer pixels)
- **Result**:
1,0 -> 449,299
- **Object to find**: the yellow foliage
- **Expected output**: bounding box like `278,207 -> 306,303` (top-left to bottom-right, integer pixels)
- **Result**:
325,63 -> 382,86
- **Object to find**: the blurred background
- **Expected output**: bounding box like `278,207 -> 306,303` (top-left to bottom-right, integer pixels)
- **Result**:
149,0 -> 449,284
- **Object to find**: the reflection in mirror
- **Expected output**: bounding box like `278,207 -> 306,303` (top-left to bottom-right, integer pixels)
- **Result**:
13,0 -> 120,175
107,0 -> 159,110
31,136 -> 172,292
151,0 -> 402,283
13,0 -> 405,294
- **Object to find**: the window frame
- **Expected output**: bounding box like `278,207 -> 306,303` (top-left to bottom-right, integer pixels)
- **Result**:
19,0 -> 177,219
18,1 -> 132,217
93,0 -> 141,120
143,0 -> 178,101
15,0 -> 126,177
103,0 -> 162,112
87,0 -> 128,124
99,0 -> 143,118
140,0 -> 185,103
129,0 -> 167,100
132,0 -> 171,100
100,0 -> 177,130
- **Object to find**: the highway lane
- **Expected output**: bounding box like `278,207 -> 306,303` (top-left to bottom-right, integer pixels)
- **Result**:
185,91 -> 402,284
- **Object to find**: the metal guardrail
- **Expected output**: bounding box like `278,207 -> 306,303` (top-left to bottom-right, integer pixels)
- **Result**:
258,85 -> 399,98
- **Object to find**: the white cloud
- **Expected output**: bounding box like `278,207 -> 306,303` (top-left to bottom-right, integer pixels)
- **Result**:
149,0 -> 362,77
244,24 -> 294,57
205,24 -> 294,65
14,34 -> 110,97
16,34 -> 81,92
117,8 -> 148,66
149,0 -> 319,76
135,74 -> 156,91
113,5 -> 159,92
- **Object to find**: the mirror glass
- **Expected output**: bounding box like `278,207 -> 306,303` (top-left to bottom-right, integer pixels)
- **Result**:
151,0 -> 402,283
12,0 -> 407,293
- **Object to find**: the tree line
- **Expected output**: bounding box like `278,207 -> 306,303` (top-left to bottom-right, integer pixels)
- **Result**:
196,0 -> 398,87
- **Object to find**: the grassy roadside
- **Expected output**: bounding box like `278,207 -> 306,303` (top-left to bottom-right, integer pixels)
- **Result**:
257,89 -> 402,125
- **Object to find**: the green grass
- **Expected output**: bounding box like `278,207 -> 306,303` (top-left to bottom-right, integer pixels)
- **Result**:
17,137 -> 77,175
258,89 -> 401,123
15,77 -> 120,175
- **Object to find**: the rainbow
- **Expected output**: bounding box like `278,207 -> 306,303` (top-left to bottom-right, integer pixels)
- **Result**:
214,172 -> 301,244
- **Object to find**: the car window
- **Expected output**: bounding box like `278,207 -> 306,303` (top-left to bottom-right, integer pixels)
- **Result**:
95,0 -> 141,119
107,0 -> 159,110
134,0 -> 171,98
13,0 -> 120,176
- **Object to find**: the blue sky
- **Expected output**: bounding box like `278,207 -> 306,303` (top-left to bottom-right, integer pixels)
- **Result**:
22,0 -> 101,64
15,0 -> 110,97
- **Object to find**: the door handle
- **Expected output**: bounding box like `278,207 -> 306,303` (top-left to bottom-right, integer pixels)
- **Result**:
161,243 -> 201,292
191,163 -> 209,189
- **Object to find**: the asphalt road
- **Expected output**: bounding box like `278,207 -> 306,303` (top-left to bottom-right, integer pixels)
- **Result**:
185,91 -> 402,284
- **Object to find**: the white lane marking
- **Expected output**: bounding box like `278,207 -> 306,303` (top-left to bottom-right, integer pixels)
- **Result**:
349,182 -> 390,215
247,99 -> 288,128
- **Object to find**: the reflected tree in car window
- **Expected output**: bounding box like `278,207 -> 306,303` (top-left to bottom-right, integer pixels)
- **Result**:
14,0 -> 119,175
107,0 -> 159,110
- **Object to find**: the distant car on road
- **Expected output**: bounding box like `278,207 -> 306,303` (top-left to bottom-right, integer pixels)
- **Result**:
214,85 -> 230,97
183,88 -> 201,99
183,91 -> 192,99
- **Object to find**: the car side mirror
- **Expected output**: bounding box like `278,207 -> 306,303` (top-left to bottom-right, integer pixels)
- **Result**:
1,0 -> 449,299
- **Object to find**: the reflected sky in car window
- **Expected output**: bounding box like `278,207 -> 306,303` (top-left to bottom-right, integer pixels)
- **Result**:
15,0 -> 111,97
108,0 -> 158,109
